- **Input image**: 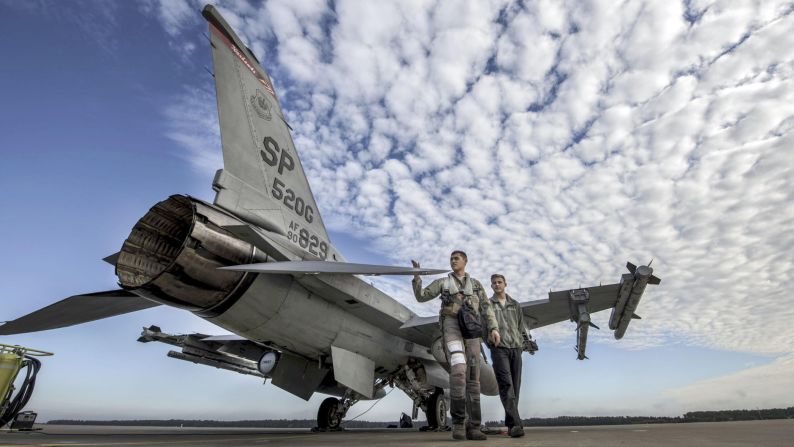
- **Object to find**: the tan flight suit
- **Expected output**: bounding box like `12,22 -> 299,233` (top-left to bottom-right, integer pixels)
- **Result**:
413,273 -> 498,429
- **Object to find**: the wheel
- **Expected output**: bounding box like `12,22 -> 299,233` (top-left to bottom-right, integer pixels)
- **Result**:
425,389 -> 448,429
317,397 -> 342,430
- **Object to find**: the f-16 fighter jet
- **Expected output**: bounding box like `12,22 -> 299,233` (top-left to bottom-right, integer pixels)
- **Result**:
0,5 -> 659,430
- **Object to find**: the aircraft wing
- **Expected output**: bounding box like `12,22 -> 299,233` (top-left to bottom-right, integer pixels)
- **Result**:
398,284 -> 621,343
399,263 -> 660,359
0,290 -> 160,335
521,283 -> 621,329
220,260 -> 447,276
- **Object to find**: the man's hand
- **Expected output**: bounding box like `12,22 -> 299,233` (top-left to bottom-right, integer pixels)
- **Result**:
411,259 -> 421,281
489,329 -> 501,347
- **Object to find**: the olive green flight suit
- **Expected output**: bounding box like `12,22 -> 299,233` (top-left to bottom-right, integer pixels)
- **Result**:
413,273 -> 498,429
487,293 -> 526,430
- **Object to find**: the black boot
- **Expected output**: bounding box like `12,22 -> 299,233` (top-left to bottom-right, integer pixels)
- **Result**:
450,398 -> 466,441
466,426 -> 487,440
466,400 -> 486,440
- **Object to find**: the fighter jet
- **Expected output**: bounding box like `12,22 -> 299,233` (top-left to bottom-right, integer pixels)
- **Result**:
0,5 -> 660,430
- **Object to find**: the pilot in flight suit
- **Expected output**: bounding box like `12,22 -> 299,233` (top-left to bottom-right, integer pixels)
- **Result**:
412,250 -> 500,441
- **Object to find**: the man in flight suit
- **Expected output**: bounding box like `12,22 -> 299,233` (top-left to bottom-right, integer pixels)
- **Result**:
487,274 -> 527,438
411,251 -> 501,441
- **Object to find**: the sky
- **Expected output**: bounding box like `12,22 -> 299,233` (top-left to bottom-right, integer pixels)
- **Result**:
1,0 -> 793,424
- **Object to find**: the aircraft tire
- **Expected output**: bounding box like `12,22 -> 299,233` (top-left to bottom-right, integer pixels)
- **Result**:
317,397 -> 342,430
425,389 -> 448,429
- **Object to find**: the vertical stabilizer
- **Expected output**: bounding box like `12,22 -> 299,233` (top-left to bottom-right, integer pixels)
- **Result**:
202,5 -> 331,260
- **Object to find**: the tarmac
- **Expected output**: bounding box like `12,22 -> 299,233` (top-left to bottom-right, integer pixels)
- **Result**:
1,419 -> 793,446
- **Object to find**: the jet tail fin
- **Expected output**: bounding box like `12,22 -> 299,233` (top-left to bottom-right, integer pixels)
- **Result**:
202,5 -> 332,261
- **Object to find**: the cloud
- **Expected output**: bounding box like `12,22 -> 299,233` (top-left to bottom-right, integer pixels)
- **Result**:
163,85 -> 223,176
145,0 -> 794,367
138,0 -> 199,37
667,354 -> 794,411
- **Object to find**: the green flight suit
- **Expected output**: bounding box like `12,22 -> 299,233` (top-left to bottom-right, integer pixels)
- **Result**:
413,273 -> 498,429
488,293 -> 526,430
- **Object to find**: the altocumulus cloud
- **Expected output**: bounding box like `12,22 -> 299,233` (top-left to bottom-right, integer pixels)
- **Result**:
144,0 -> 794,407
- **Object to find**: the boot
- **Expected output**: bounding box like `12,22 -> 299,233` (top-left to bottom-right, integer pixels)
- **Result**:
466,426 -> 487,440
509,426 -> 525,438
452,424 -> 466,441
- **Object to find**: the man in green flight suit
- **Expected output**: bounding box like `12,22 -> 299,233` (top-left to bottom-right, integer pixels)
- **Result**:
411,250 -> 501,441
487,274 -> 528,438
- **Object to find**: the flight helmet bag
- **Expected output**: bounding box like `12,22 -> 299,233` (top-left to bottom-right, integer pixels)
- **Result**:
458,299 -> 483,339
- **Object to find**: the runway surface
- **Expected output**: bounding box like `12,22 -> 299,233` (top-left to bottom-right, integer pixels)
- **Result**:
1,419 -> 793,446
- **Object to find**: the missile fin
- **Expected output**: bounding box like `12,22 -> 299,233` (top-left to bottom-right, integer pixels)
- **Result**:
632,313 -> 642,319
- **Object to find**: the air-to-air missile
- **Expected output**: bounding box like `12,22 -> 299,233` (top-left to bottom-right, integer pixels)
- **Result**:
608,262 -> 661,339
569,288 -> 600,360
566,262 -> 661,360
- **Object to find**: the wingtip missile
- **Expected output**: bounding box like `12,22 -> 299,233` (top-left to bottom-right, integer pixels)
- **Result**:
609,262 -> 660,339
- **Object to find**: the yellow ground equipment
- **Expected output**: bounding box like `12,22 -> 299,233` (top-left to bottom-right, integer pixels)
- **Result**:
0,344 -> 52,428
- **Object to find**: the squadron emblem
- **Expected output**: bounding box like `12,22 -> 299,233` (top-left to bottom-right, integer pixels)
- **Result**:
250,89 -> 273,121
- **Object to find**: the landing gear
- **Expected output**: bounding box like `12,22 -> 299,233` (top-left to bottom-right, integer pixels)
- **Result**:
315,388 -> 366,431
425,388 -> 448,429
317,397 -> 343,430
390,361 -> 450,431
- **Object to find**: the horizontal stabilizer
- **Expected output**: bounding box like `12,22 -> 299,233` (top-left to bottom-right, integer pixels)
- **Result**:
220,261 -> 447,276
0,290 -> 160,335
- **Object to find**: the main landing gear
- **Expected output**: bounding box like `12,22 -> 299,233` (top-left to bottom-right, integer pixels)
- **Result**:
316,397 -> 345,431
424,389 -> 448,429
314,380 -> 391,431
315,390 -> 361,431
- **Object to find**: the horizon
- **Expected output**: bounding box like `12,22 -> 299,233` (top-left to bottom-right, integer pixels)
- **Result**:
42,405 -> 794,424
2,0 -> 793,423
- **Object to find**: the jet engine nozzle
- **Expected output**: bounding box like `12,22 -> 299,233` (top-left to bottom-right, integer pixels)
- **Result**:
116,195 -> 263,312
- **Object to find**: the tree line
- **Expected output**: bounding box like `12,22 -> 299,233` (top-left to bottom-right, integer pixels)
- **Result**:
483,407 -> 794,426
681,407 -> 794,423
47,407 -> 794,428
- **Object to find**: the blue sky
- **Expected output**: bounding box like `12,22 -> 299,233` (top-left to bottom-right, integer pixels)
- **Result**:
1,0 -> 793,423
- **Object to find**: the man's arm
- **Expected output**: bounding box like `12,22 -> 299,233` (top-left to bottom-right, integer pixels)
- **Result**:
475,279 -> 500,345
517,298 -> 528,332
412,276 -> 444,302
517,298 -> 538,354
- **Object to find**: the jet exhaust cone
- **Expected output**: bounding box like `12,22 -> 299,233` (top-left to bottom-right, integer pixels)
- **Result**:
116,195 -> 261,310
